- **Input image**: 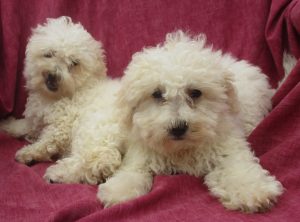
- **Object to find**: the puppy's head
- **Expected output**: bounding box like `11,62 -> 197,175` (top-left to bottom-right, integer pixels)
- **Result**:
119,31 -> 239,154
24,16 -> 106,99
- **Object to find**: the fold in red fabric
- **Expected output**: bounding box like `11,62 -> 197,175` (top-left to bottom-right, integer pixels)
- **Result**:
0,1 -> 299,221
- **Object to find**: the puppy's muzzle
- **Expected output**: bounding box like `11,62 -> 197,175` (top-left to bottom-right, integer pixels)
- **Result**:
44,72 -> 60,92
169,120 -> 189,140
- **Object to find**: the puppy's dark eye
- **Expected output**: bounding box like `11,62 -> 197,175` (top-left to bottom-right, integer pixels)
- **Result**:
71,60 -> 79,66
188,89 -> 202,99
44,52 -> 53,58
152,89 -> 163,99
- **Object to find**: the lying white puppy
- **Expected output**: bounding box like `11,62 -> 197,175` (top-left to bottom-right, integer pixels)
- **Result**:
98,31 -> 283,213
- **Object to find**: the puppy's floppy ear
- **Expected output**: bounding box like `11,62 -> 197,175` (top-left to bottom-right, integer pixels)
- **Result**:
116,52 -> 151,129
115,80 -> 136,129
223,72 -> 240,114
91,41 -> 107,78
116,75 -> 138,129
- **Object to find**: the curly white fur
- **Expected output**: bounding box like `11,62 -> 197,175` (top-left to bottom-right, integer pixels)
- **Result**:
6,17 -> 123,184
0,16 -> 106,142
98,31 -> 283,213
42,78 -> 123,184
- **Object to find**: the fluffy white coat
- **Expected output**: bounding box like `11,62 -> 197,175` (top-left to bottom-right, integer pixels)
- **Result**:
6,18 -> 123,184
98,31 -> 283,213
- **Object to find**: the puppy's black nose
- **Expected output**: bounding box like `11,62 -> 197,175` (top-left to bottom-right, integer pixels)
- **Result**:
169,121 -> 189,139
45,73 -> 59,91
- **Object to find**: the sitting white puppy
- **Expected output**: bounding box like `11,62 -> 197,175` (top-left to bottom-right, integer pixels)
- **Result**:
8,18 -> 122,183
98,31 -> 284,213
0,16 -> 106,143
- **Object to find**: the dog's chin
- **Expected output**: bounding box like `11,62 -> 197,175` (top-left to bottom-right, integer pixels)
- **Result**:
40,85 -> 64,100
160,135 -> 197,153
169,136 -> 185,141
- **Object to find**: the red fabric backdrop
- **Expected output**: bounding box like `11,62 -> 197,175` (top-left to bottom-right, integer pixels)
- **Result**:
0,0 -> 300,221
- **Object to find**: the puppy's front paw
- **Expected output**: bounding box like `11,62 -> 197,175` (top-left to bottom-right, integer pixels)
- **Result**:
220,178 -> 283,213
44,160 -> 81,184
98,171 -> 152,207
15,146 -> 44,165
88,147 -> 122,184
98,179 -> 138,207
98,182 -> 120,207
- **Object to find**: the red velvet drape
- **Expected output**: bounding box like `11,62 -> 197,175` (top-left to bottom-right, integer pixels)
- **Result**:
0,1 -> 299,221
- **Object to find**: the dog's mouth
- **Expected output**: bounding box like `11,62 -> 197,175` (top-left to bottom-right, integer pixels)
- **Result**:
45,73 -> 59,92
170,136 -> 185,141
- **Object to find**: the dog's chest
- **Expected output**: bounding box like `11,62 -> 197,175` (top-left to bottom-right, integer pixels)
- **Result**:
148,149 -> 212,177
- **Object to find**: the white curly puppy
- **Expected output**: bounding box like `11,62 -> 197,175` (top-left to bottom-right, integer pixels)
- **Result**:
9,18 -> 122,184
98,31 -> 284,213
0,16 -> 106,143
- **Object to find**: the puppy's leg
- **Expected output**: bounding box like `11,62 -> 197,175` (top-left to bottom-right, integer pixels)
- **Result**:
16,99 -> 76,165
44,146 -> 121,184
15,124 -> 70,165
0,117 -> 31,138
44,109 -> 124,184
44,155 -> 85,184
204,138 -> 283,213
98,147 -> 153,207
